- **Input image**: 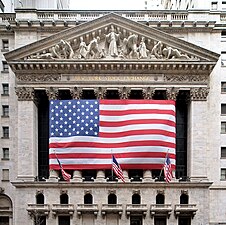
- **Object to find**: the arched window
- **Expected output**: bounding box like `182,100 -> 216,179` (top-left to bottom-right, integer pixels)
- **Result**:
156,193 -> 165,204
60,193 -> 69,204
36,193 -> 44,204
0,194 -> 13,225
132,193 -> 141,204
180,193 -> 189,204
108,193 -> 117,204
84,193 -> 93,204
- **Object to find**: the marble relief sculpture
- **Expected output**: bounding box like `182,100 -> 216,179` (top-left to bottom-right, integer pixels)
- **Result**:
28,27 -> 194,60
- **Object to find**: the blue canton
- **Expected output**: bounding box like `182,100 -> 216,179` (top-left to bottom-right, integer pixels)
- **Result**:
49,100 -> 99,137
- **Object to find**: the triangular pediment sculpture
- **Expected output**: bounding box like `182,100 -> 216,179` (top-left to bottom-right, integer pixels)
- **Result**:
5,13 -> 219,63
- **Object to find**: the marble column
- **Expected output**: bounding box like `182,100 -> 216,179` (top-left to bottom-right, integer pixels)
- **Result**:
15,87 -> 38,181
187,87 -> 209,181
46,87 -> 59,182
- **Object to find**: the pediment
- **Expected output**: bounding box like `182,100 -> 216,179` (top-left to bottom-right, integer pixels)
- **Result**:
5,13 -> 219,71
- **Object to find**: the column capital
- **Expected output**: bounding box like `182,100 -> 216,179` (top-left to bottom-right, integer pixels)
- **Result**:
15,87 -> 35,101
166,87 -> 179,100
94,87 -> 107,99
190,87 -> 209,101
70,87 -> 82,99
45,87 -> 59,100
142,87 -> 155,99
118,87 -> 131,99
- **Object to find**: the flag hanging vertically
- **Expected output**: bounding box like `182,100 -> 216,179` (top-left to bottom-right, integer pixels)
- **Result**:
112,155 -> 126,182
49,99 -> 176,170
163,154 -> 172,183
55,153 -> 71,181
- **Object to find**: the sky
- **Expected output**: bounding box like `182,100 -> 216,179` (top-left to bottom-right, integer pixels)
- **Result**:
69,0 -> 145,10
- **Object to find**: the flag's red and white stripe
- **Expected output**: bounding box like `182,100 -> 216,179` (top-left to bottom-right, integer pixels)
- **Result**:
49,100 -> 176,170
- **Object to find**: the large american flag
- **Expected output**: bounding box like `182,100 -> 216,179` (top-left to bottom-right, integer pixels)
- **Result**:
49,99 -> 176,170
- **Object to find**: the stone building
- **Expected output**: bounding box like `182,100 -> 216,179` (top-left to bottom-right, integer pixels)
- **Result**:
1,4 -> 226,225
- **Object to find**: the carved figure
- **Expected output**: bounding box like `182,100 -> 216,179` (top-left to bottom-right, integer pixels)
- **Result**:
138,37 -> 149,59
78,37 -> 88,59
123,34 -> 139,59
105,25 -> 120,57
162,46 -> 190,59
87,36 -> 101,58
52,40 -> 74,59
150,41 -> 163,59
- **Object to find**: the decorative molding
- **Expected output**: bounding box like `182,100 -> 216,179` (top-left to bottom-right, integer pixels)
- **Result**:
45,87 -> 59,100
70,87 -> 82,99
142,87 -> 155,99
118,86 -> 131,99
84,190 -> 92,194
132,190 -> 140,195
36,190 -> 44,195
164,74 -> 208,83
17,74 -> 61,82
108,190 -> 116,195
190,87 -> 209,101
94,87 -> 107,99
166,87 -> 179,100
181,190 -> 188,195
157,190 -> 165,195
60,190 -> 68,194
15,87 -> 35,101
0,187 -> 5,194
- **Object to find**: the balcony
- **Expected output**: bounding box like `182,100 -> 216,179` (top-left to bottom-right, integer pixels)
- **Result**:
174,204 -> 198,218
77,204 -> 99,216
27,204 -> 50,216
101,204 -> 123,216
150,204 -> 172,218
52,204 -> 74,217
126,204 -> 148,216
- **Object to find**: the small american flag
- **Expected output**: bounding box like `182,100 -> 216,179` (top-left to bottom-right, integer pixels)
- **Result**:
163,154 -> 172,183
55,155 -> 71,181
112,155 -> 125,182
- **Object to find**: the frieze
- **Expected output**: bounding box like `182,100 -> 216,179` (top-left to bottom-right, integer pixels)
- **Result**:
15,87 -> 35,101
190,87 -> 209,101
164,74 -> 208,83
26,25 -> 199,61
17,74 -> 61,82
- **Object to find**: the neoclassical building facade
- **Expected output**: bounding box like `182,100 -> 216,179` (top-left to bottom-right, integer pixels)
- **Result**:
0,8 -> 225,225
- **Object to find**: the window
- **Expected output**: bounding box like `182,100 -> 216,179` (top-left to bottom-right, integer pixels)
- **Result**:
223,1 -> 226,10
180,194 -> 189,204
221,104 -> 226,115
0,216 -> 9,225
211,1 -> 218,10
154,217 -> 166,225
108,193 -> 117,204
130,216 -> 142,225
2,39 -> 9,51
60,193 -> 69,204
34,216 -> 46,225
84,193 -> 93,204
2,127 -> 9,138
36,193 -> 44,204
222,82 -> 226,93
2,148 -> 9,160
2,84 -> 9,95
221,122 -> 226,133
178,217 -> 191,225
2,169 -> 9,181
132,194 -> 141,204
58,216 -> 70,225
156,194 -> 165,204
2,105 -> 9,117
221,147 -> 226,158
2,61 -> 9,72
221,168 -> 226,180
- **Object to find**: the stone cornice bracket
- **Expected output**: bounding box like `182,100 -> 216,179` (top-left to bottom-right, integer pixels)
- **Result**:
0,187 -> 5,194
190,87 -> 209,101
94,87 -> 107,99
118,87 -> 131,99
166,87 -> 179,100
45,87 -> 59,100
70,87 -> 82,99
15,87 -> 35,101
142,87 -> 155,99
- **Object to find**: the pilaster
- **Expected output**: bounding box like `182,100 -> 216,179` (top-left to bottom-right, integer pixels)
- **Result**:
15,87 -> 38,181
187,87 -> 209,181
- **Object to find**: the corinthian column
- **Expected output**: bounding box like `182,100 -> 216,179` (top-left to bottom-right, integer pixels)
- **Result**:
15,87 -> 37,181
